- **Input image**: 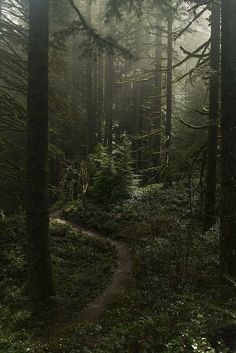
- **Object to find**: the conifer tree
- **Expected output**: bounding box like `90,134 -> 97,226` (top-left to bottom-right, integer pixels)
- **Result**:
26,0 -> 55,309
204,0 -> 220,232
220,0 -> 236,276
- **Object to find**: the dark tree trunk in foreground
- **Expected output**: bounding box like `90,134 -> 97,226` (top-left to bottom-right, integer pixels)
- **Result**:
165,11 -> 173,186
220,0 -> 236,276
203,1 -> 221,232
26,0 -> 55,309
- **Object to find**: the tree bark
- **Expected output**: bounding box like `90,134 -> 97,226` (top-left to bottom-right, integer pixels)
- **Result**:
153,10 -> 163,170
86,0 -> 96,155
165,11 -> 173,186
104,49 -> 113,154
97,52 -> 104,144
26,0 -> 55,309
96,2 -> 104,144
220,0 -> 236,276
136,82 -> 143,173
203,1 -> 220,232
72,33 -> 79,162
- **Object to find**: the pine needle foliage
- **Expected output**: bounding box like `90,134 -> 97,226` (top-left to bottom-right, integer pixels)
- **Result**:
91,135 -> 138,205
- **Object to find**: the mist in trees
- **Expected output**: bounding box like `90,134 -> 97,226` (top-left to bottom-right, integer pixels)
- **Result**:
1,0 -> 236,352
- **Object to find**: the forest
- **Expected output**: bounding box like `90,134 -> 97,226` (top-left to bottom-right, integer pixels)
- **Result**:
1,0 -> 236,352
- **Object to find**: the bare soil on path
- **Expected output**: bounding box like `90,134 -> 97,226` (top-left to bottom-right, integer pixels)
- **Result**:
44,210 -> 131,343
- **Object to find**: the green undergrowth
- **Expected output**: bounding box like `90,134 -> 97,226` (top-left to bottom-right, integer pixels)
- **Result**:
0,216 -> 116,353
2,183 -> 236,353
63,183 -> 184,242
61,183 -> 236,353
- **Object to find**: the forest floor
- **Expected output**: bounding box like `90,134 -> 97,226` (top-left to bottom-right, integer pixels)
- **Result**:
57,184 -> 236,353
2,184 -> 236,353
46,210 -> 131,341
1,210 -> 118,353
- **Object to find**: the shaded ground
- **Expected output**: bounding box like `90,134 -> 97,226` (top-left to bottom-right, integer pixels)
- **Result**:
46,210 -> 131,341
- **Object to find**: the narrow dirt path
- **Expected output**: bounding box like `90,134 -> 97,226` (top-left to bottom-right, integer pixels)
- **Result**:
50,210 -> 131,324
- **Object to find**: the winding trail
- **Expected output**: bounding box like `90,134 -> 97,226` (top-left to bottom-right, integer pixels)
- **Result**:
50,210 -> 131,325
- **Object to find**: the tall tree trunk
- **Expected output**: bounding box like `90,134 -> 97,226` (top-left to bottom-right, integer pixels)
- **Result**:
165,11 -> 173,186
72,33 -> 79,162
26,0 -> 55,309
220,0 -> 236,276
97,52 -> 104,144
86,0 -> 96,155
203,1 -> 220,232
137,82 -> 143,173
104,49 -> 113,154
0,0 -> 3,31
134,20 -> 143,173
96,2 -> 103,144
94,53 -> 98,142
153,10 -> 163,170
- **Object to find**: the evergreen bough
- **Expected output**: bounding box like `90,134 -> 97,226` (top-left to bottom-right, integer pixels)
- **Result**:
91,135 -> 138,205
